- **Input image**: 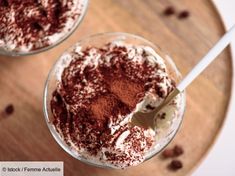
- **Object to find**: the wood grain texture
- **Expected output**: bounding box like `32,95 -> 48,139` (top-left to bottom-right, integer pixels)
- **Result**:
0,0 -> 232,175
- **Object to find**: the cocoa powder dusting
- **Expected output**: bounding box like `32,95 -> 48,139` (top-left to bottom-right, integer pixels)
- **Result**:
110,79 -> 144,109
0,0 -> 82,51
50,42 -> 177,168
91,95 -> 119,120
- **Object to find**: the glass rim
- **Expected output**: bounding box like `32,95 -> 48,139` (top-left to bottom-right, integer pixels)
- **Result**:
43,32 -> 186,169
0,0 -> 89,57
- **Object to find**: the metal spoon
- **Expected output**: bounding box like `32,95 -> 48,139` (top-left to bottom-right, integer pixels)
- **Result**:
131,24 -> 235,129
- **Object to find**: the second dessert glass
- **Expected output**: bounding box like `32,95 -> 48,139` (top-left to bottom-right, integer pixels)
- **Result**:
0,0 -> 89,57
43,32 -> 186,168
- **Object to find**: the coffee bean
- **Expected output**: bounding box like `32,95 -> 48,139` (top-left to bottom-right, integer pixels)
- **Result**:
173,145 -> 184,157
162,149 -> 174,158
168,159 -> 183,171
178,10 -> 190,19
5,104 -> 14,115
163,6 -> 175,16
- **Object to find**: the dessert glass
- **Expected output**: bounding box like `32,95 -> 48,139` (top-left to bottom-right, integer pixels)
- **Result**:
0,0 -> 89,57
43,32 -> 186,168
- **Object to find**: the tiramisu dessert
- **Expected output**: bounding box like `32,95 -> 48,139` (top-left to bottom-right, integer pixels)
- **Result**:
0,0 -> 86,53
50,40 -> 184,168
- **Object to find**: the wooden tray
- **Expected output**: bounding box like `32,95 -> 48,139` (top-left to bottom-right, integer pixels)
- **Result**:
0,0 -> 232,175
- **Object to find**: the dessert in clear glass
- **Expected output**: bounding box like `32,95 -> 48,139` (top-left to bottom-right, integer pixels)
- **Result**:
43,32 -> 186,169
0,0 -> 88,56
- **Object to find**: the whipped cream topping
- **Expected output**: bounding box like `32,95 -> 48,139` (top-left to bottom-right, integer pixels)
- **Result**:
50,41 -> 183,168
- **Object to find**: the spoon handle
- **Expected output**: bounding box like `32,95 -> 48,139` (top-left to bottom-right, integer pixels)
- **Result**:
177,24 -> 235,92
157,24 -> 235,112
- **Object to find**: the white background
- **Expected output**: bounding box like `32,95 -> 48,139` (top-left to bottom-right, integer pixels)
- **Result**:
193,0 -> 235,175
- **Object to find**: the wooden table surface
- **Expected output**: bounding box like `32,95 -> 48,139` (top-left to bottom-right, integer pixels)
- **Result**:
0,0 -> 232,176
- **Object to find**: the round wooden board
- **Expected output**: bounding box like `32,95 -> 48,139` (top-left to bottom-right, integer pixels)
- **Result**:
0,0 -> 232,175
